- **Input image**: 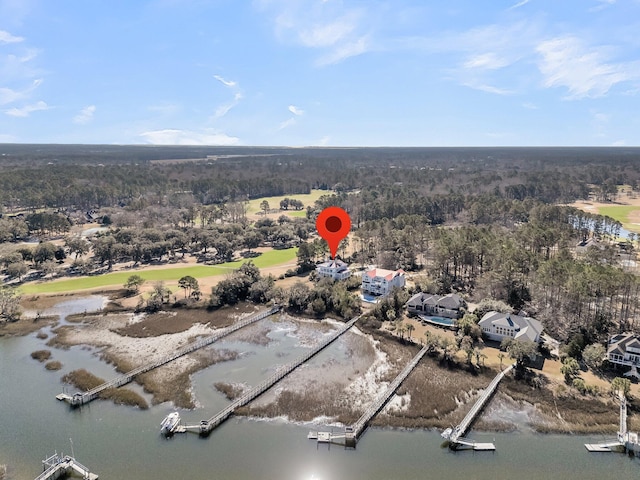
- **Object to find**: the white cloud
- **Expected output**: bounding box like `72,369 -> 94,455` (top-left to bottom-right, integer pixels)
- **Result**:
298,15 -> 358,48
73,105 -> 96,124
5,100 -> 48,117
213,75 -> 243,118
258,0 -> 371,66
508,0 -> 530,9
213,75 -> 236,88
612,140 -> 626,146
0,30 -> 23,44
278,117 -> 297,130
288,105 -> 304,116
536,36 -> 638,99
0,78 -> 41,105
318,135 -> 330,146
139,128 -> 239,145
590,0 -> 616,12
462,53 -> 510,70
0,86 -> 22,105
522,102 -> 538,109
461,82 -> 514,95
316,35 -> 370,66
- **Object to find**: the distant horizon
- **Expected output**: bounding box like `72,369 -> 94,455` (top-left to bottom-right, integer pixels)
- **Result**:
1,142 -> 640,150
1,1 -> 638,147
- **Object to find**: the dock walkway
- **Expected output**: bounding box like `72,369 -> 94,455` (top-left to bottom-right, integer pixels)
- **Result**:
57,306 -> 281,406
35,453 -> 98,480
351,345 -> 428,440
193,316 -> 360,435
442,363 -> 514,449
309,345 -> 428,447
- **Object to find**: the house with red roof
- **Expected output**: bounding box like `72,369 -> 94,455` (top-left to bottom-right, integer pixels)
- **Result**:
361,266 -> 405,296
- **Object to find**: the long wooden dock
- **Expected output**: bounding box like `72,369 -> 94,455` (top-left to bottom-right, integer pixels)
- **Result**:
57,306 -> 281,406
185,316 -> 360,436
35,453 -> 98,480
351,345 -> 428,441
441,363 -> 514,450
309,345 -> 428,447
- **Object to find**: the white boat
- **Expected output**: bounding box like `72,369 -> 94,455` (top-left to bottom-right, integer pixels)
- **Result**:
160,412 -> 180,435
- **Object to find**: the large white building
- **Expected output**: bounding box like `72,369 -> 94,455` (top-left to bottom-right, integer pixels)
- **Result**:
361,267 -> 405,296
478,311 -> 543,344
316,259 -> 351,281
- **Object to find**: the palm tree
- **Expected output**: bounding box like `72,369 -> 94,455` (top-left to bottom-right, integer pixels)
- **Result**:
406,323 -> 415,340
498,352 -> 505,371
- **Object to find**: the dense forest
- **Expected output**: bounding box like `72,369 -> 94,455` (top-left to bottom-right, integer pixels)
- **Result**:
3,145 -> 640,361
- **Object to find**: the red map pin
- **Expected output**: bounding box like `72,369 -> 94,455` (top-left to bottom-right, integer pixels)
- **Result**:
316,206 -> 351,259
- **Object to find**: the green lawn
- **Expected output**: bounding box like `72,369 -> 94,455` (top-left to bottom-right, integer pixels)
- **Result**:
246,189 -> 331,215
19,248 -> 298,295
597,205 -> 640,232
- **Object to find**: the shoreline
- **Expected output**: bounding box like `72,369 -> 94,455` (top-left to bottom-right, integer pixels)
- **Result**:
9,294 -> 630,436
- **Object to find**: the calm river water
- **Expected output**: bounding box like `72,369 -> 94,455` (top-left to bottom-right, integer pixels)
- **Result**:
1,297 -> 639,479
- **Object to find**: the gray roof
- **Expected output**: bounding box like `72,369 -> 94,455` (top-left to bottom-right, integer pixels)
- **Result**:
608,333 -> 640,356
478,311 -> 543,342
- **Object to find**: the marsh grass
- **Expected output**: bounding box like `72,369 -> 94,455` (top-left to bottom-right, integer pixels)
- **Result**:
30,349 -> 52,362
45,361 -> 63,371
136,349 -> 240,408
61,369 -> 148,409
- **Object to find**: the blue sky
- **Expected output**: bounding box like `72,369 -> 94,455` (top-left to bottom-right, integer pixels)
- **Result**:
1,0 -> 639,146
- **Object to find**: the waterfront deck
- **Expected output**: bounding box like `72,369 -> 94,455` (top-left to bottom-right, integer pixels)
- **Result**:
176,316 -> 360,436
35,453 -> 98,480
57,306 -> 281,407
442,363 -> 514,450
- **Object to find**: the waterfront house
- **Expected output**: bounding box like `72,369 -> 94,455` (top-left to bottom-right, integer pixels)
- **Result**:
576,237 -> 601,255
316,259 -> 351,281
361,267 -> 405,296
478,311 -> 543,344
607,333 -> 640,379
405,292 -> 465,319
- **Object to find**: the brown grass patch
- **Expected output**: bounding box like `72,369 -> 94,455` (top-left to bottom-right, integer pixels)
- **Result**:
136,349 -> 240,408
30,349 -> 52,362
113,304 -> 253,338
214,382 -> 246,400
62,369 -> 105,391
45,361 -> 63,371
99,388 -> 148,409
61,368 -> 148,409
36,331 -> 48,339
501,376 -> 619,434
0,315 -> 58,337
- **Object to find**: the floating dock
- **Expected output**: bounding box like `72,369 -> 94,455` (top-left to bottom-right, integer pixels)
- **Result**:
175,316 -> 360,437
310,345 -> 429,448
34,453 -> 98,480
585,394 -> 640,455
441,363 -> 514,451
57,306 -> 281,406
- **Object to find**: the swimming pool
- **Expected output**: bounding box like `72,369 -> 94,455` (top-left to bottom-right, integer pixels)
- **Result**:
419,315 -> 457,328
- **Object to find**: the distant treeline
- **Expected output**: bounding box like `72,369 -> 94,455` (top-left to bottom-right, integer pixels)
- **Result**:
1,145 -> 640,211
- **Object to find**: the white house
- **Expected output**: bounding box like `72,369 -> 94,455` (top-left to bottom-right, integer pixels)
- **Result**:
316,259 -> 351,281
478,311 -> 543,344
406,292 -> 465,319
607,333 -> 640,379
361,267 -> 405,296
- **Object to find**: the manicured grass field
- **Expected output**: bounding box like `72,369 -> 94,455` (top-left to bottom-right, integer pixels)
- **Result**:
19,248 -> 298,295
597,205 -> 640,232
246,189 -> 331,215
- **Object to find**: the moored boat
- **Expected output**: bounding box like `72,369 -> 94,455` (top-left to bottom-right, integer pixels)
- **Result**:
160,412 -> 180,435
